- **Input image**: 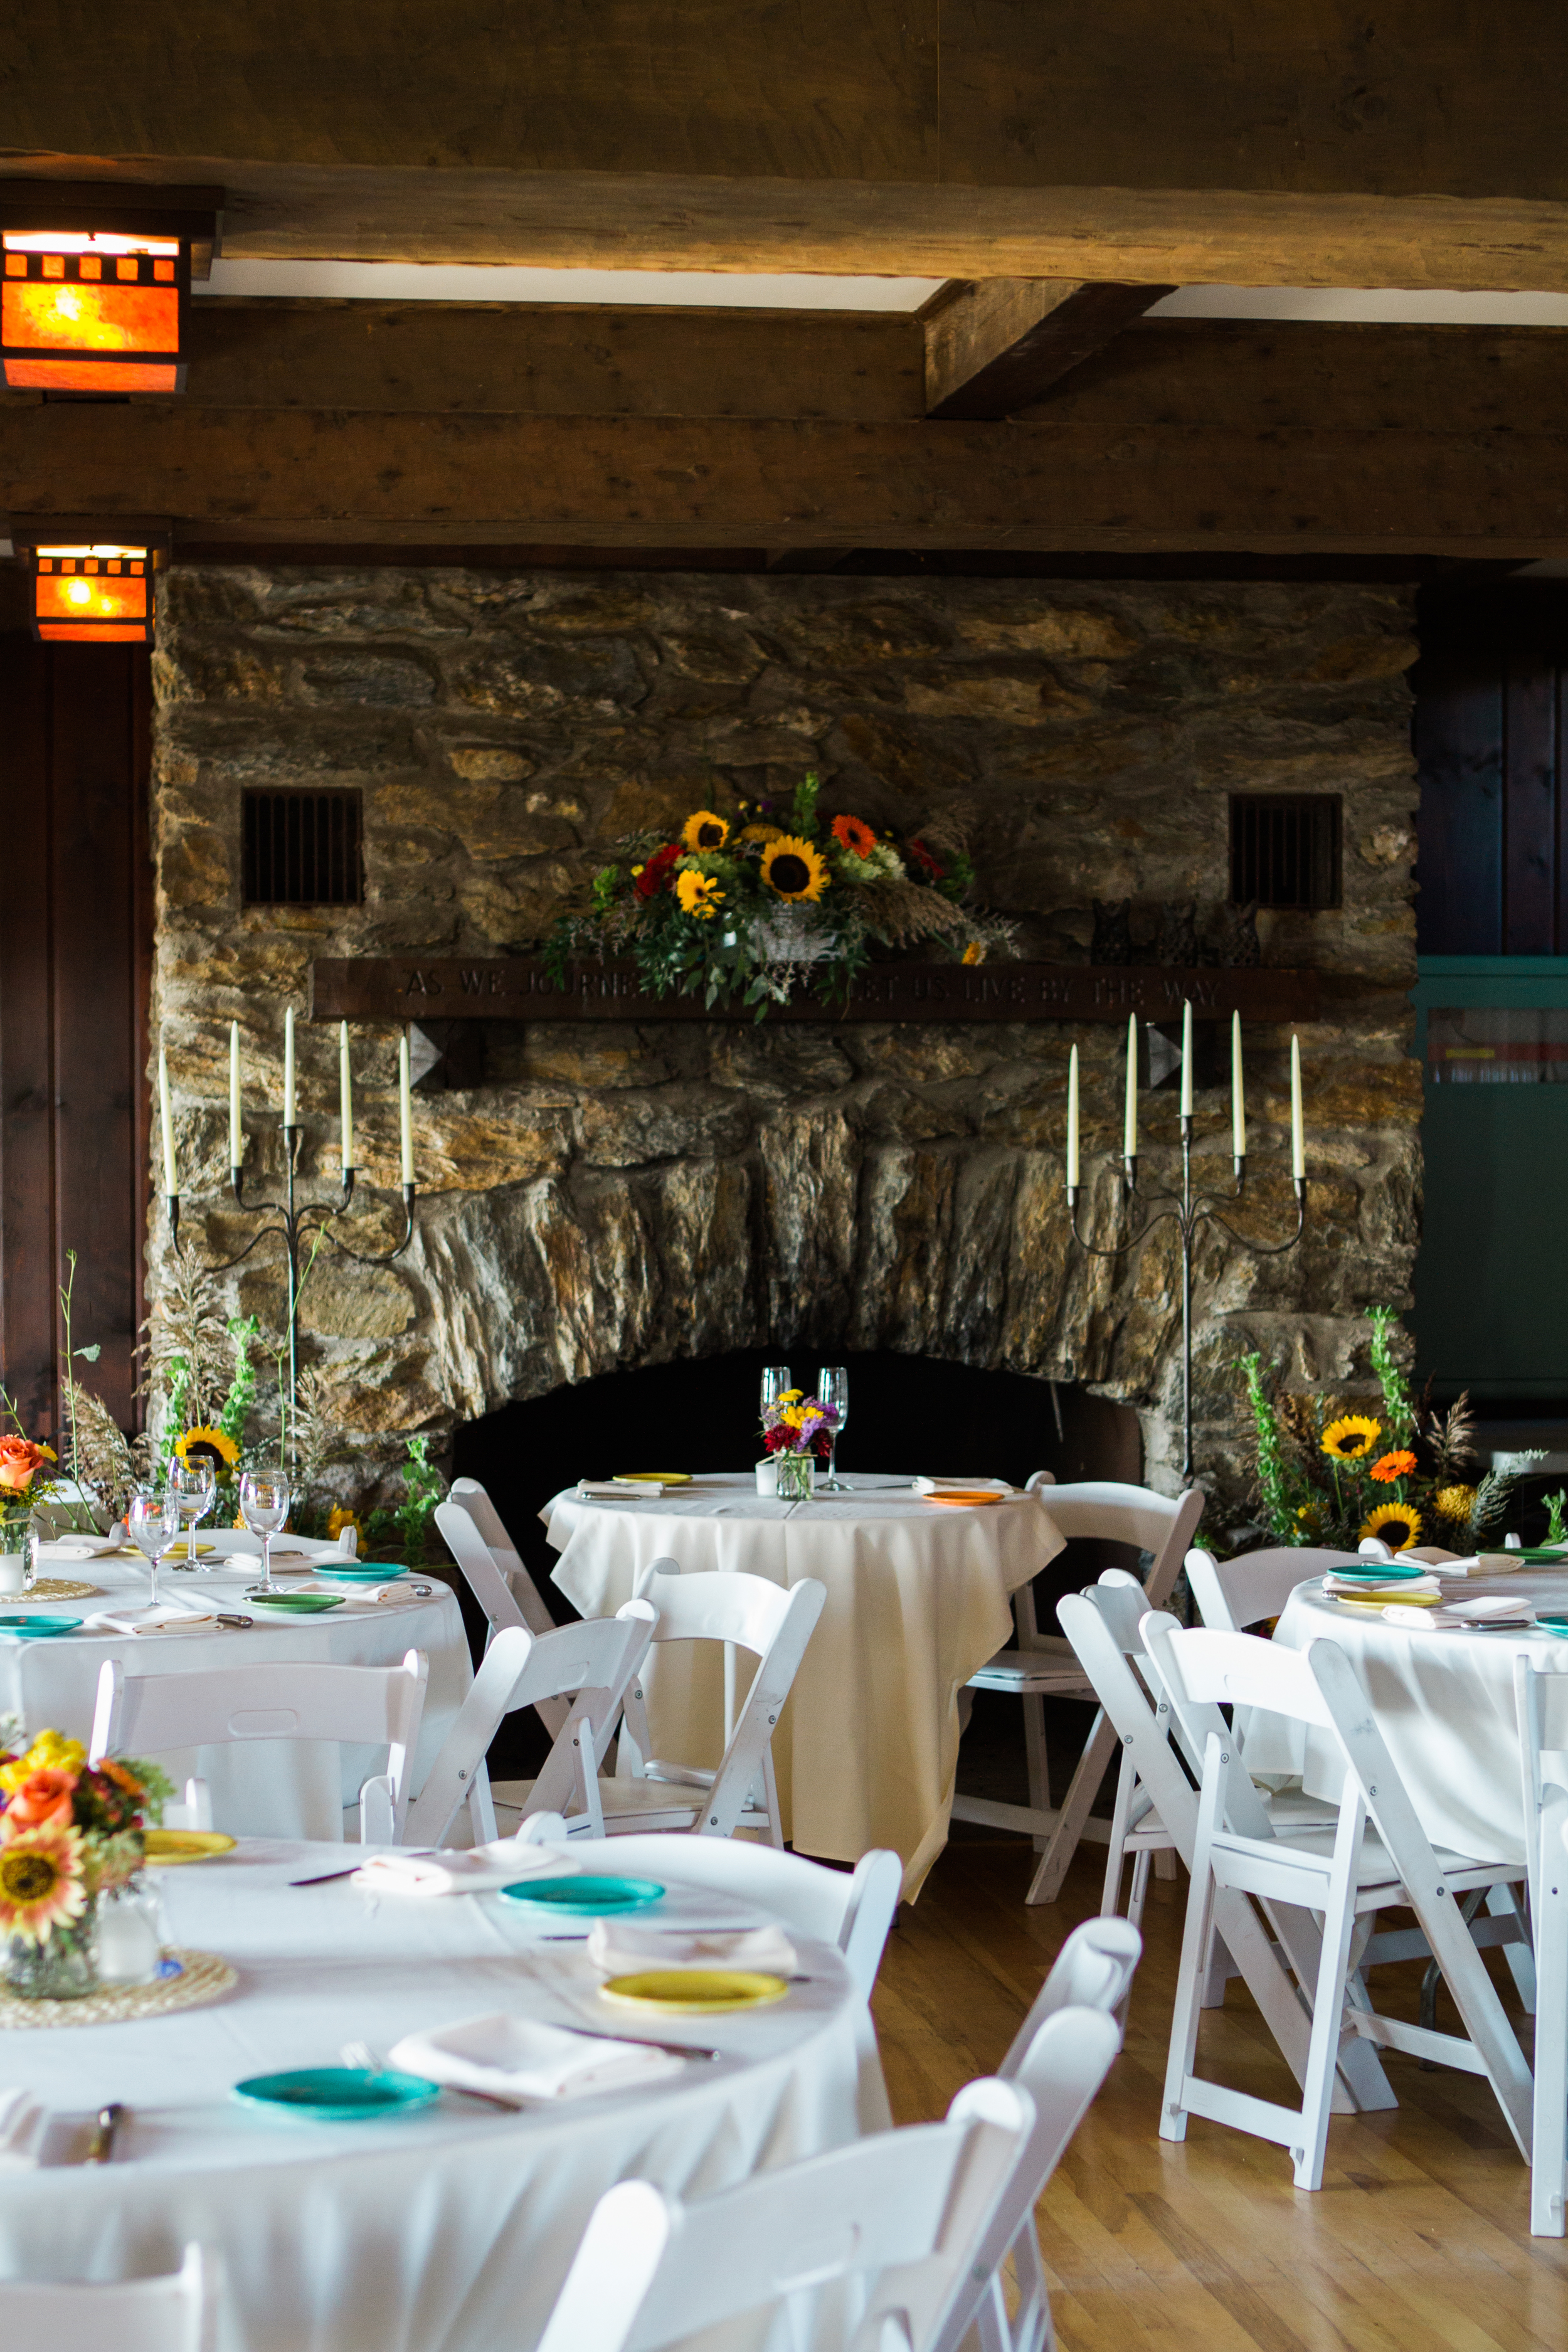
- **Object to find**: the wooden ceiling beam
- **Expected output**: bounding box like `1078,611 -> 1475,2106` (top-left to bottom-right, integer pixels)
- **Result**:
924,281 -> 1172,417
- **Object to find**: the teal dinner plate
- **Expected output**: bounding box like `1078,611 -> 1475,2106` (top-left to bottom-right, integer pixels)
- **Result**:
1324,1563 -> 1426,1583
498,1874 -> 666,1914
310,1562 -> 411,1582
245,1591 -> 347,1614
0,1614 -> 81,1638
1535,1613 -> 1568,1637
233,2067 -> 440,2122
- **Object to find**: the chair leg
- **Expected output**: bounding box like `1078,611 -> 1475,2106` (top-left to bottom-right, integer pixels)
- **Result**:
1290,1811 -> 1364,2191
1099,1747 -> 1137,1917
1533,1826 -> 1568,2235
1026,1708 -> 1118,1905
1127,1848 -> 1153,1931
1022,1692 -> 1051,1855
1160,1798 -> 1222,2145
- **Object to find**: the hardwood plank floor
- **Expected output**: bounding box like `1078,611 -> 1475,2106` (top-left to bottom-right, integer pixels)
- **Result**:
870,1833 -> 1568,2351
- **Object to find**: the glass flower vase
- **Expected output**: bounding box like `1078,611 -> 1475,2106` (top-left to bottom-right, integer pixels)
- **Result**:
775,1452 -> 816,1502
4,1902 -> 100,2000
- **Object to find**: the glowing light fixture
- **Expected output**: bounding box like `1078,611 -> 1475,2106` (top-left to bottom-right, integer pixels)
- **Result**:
12,519 -> 171,646
1,229 -> 188,392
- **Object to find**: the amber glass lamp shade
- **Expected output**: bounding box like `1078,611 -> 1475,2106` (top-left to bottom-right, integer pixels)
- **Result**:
31,548 -> 154,644
1,231 -> 188,393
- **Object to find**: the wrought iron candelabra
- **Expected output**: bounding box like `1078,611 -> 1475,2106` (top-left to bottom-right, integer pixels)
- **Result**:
168,1133 -> 416,1404
1067,1117 -> 1305,1483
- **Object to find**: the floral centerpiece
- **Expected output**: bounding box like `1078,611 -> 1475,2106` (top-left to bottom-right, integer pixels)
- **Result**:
761,1389 -> 840,1502
0,1428 -> 59,1561
1239,1306 -> 1537,1553
541,775 -> 1015,1015
0,1724 -> 172,2000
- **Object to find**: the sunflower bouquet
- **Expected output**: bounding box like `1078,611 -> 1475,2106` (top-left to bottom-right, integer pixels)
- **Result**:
0,1724 -> 172,1998
1239,1307 -> 1537,1553
541,774 -> 1015,1014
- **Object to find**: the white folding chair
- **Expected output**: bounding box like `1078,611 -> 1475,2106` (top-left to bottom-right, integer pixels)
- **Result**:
1513,1651 -> 1568,2232
0,2243 -> 219,2352
953,1477 -> 1206,1904
1155,1624 -> 1533,2189
494,1561 -> 826,1843
401,1605 -> 655,1848
536,2079 -> 1033,2352
88,1650 -> 429,1844
436,1479 -> 570,1735
558,1832 -> 904,2002
1184,1544 -> 1362,1633
1073,1569 -> 1184,1937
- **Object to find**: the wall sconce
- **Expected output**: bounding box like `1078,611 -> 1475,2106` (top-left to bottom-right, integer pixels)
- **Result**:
0,182 -> 221,395
11,518 -> 170,646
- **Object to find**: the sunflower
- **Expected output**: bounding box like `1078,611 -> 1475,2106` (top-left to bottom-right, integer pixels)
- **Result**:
680,810 -> 730,855
1361,1502 -> 1423,1552
1321,1416 -> 1381,1461
327,1507 -> 363,1547
175,1425 -> 240,1473
831,813 -> 877,859
1435,1483 -> 1479,1523
675,870 -> 725,921
0,1821 -> 87,1944
760,835 -> 830,903
739,823 -> 783,845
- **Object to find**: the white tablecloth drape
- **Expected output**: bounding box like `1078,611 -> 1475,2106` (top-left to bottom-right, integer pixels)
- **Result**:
0,1840 -> 879,2352
544,1473 -> 1064,1895
1248,1569 -> 1568,1865
0,1557 -> 471,1840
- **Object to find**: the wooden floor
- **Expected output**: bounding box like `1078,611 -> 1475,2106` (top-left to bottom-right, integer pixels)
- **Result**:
871,1833 -> 1568,2352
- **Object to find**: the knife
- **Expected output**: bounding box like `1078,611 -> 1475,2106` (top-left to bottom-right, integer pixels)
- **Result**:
85,2102 -> 124,2164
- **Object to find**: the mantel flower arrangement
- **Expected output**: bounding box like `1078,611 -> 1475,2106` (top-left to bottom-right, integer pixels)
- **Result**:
0,1724 -> 172,1999
1239,1306 -> 1536,1553
541,775 -> 1016,1015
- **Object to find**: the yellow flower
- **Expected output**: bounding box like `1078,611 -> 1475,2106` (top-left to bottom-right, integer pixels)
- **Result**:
1321,1416 -> 1381,1462
1435,1483 -> 1478,1523
0,1821 -> 87,1944
0,1731 -> 85,1794
1361,1502 -> 1423,1552
630,863 -> 645,877
327,1507 -> 363,1546
1295,1502 -> 1325,1536
675,870 -> 725,921
779,1389 -> 803,1402
760,835 -> 829,903
681,810 -> 730,854
961,942 -> 984,966
739,823 -> 783,845
176,1426 -> 240,1472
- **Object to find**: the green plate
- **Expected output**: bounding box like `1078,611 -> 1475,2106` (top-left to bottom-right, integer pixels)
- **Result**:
233,2067 -> 440,2122
245,1591 -> 347,1614
1513,1549 -> 1568,1565
0,1614 -> 82,1638
310,1562 -> 412,1582
499,1874 -> 665,1914
1325,1563 -> 1427,1582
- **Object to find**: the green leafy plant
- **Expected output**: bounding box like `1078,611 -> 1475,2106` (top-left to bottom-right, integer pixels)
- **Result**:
1545,1489 -> 1568,1546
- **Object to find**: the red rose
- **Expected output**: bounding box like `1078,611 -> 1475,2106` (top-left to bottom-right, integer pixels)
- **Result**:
635,844 -> 681,901
908,837 -> 945,881
2,1767 -> 78,1835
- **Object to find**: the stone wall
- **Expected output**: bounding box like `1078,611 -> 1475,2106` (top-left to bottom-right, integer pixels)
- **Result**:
151,567 -> 1420,1517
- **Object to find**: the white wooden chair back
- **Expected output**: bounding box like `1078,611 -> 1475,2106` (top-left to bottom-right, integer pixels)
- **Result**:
536,2079 -> 1033,2352
1156,1621 -> 1337,1727
1184,1545 -> 1360,1633
1025,1477 -> 1205,1611
0,2243 -> 219,2352
403,1602 -> 657,1848
436,1481 -> 569,1735
89,1650 -> 429,1843
554,1831 -> 903,2001
1000,1917 -> 1143,2067
624,1563 -> 827,1840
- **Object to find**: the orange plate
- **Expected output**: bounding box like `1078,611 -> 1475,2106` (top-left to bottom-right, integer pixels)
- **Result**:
921,1490 -> 1006,1507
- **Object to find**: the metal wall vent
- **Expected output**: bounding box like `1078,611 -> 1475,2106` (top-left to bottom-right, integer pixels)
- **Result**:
1229,793 -> 1342,911
241,790 -> 364,907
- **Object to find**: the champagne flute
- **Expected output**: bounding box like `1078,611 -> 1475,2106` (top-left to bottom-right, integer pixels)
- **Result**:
240,1470 -> 292,1595
760,1365 -> 793,1416
127,1489 -> 182,1612
168,1459 -> 217,1572
816,1366 -> 849,1492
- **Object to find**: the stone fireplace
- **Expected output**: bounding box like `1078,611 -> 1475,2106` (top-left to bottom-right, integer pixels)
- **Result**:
151,567 -> 1421,1524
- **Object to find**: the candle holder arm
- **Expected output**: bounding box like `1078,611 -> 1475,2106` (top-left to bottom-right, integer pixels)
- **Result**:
1192,1179 -> 1307,1258
1066,1189 -> 1184,1261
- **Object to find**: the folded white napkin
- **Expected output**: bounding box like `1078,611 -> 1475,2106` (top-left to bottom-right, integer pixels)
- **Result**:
585,1918 -> 797,1976
1323,1571 -> 1443,1597
1384,1597 -> 1534,1631
912,1476 -> 1017,1495
290,1579 -> 430,1604
0,2089 -> 46,2170
83,1606 -> 219,1636
577,1480 -> 672,1499
351,1840 -> 578,1897
389,2009 -> 682,2102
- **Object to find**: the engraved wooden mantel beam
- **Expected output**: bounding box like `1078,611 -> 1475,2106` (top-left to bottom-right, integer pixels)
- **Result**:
310,958 -> 1320,1026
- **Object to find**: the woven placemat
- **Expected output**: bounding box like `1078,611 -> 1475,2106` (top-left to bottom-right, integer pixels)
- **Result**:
0,1947 -> 236,2028
24,1577 -> 99,1601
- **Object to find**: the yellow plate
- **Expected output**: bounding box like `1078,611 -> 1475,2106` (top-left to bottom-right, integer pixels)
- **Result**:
613,1473 -> 692,1485
164,1540 -> 216,1559
600,1969 -> 788,2014
142,1830 -> 238,1867
1335,1590 -> 1442,1609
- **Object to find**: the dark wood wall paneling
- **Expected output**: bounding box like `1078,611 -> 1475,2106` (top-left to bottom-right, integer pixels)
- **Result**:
1416,586 -> 1568,955
0,600 -> 151,1444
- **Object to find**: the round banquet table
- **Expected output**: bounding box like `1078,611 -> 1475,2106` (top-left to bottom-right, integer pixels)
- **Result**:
1244,1567 -> 1568,1865
544,1471 -> 1064,1896
0,1549 -> 470,1841
0,1837 -> 879,2352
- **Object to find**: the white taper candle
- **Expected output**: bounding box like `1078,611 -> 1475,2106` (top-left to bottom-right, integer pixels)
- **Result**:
1231,1010 -> 1246,1158
282,1005 -> 297,1126
228,1020 -> 241,1168
1290,1034 -> 1305,1180
1123,1014 -> 1138,1160
339,1020 -> 354,1172
399,1031 -> 415,1186
158,1048 -> 178,1196
1066,1044 -> 1080,1190
1179,998 -> 1194,1118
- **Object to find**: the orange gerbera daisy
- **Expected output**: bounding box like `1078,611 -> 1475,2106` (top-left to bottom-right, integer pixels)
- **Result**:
831,813 -> 877,859
1369,1450 -> 1417,1483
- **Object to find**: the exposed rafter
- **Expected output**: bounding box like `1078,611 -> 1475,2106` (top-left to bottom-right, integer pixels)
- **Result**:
924,282 -> 1173,418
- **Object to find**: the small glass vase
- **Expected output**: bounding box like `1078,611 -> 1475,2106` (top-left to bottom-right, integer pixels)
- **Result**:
775,1452 -> 816,1503
4,1899 -> 100,2000
0,1512 -> 32,1598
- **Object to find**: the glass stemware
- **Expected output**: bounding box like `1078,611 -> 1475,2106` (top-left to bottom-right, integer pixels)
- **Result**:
127,1489 -> 182,1611
760,1365 -> 793,1416
816,1366 -> 849,1492
239,1470 -> 292,1595
168,1459 -> 217,1572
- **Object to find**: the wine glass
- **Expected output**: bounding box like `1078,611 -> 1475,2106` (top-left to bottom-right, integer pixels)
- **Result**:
127,1489 -> 182,1611
816,1367 -> 849,1491
240,1470 -> 292,1595
168,1459 -> 217,1572
760,1365 -> 793,1416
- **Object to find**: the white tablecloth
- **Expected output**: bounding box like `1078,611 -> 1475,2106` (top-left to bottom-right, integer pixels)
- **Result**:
1247,1568 -> 1568,1865
544,1472 -> 1064,1895
0,1553 -> 471,1841
0,1839 -> 878,2352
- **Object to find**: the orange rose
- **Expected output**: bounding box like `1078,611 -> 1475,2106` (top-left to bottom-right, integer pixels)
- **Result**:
2,1767 -> 78,1835
0,1436 -> 50,1495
